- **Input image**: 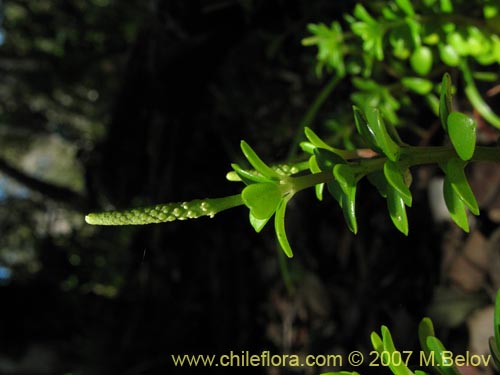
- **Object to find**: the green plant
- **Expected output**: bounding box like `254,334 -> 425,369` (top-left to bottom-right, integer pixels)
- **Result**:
300,0 -> 500,142
85,73 -> 499,258
323,289 -> 500,375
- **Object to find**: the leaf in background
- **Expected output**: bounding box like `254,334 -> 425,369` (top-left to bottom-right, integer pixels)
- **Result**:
439,73 -> 453,131
410,46 -> 433,76
439,44 -> 460,66
443,178 -> 469,232
275,198 -> 293,258
240,141 -> 281,180
241,183 -> 282,220
381,325 -> 414,375
447,111 -> 477,161
402,77 -> 433,95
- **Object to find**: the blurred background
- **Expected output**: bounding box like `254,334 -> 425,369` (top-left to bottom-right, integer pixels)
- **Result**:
0,0 -> 499,374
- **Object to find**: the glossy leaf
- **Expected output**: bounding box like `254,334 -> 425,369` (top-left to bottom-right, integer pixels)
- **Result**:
418,317 -> 435,356
365,107 -> 401,161
304,127 -> 347,158
241,183 -> 282,220
299,141 -> 316,155
443,178 -> 469,232
334,164 -> 358,233
231,163 -> 270,185
384,161 -> 412,206
353,105 -> 380,152
410,46 -> 433,76
447,111 -> 477,161
387,186 -> 409,235
340,192 -> 358,234
370,331 -> 383,353
426,337 -> 461,375
402,77 -> 433,95
275,197 -> 293,258
440,158 -> 479,215
381,325 -> 414,375
240,141 -> 281,180
439,73 -> 453,131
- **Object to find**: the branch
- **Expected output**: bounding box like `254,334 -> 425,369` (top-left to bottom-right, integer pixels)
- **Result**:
0,157 -> 89,210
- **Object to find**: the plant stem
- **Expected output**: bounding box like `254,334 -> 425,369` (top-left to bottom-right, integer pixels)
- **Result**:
288,146 -> 500,193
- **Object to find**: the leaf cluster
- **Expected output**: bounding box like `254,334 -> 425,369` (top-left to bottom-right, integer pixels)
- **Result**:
303,0 -> 500,128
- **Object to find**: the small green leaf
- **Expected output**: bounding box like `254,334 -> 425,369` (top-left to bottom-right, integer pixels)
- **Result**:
443,178 -> 470,232
353,105 -> 380,152
439,73 -> 453,131
334,164 -> 358,233
426,337 -> 461,375
249,212 -> 270,233
418,317 -> 435,356
365,107 -> 401,161
370,331 -> 383,353
314,148 -> 346,168
333,164 -> 357,196
240,141 -> 281,180
410,46 -> 433,76
387,186 -> 409,235
275,198 -> 293,258
384,161 -> 412,207
381,326 -> 413,375
439,44 -> 460,67
241,183 -> 282,220
447,112 -> 477,161
304,127 -> 347,158
402,77 -> 434,94
440,158 -> 479,215
231,163 -> 270,185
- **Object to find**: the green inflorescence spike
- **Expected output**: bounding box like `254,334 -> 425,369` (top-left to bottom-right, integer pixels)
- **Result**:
85,195 -> 243,225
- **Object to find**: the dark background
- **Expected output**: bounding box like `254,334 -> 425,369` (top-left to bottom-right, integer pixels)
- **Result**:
0,1 -> 497,374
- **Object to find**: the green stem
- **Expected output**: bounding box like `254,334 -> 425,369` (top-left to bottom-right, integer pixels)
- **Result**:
288,146 -> 500,192
287,74 -> 344,160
